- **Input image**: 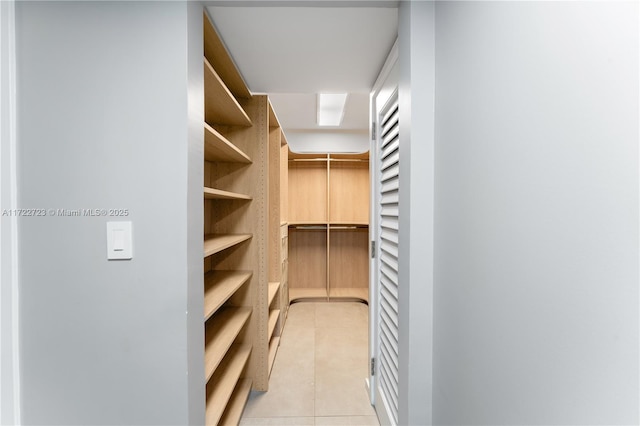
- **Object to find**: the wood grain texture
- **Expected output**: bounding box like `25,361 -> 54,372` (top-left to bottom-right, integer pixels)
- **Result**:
329,161 -> 369,224
329,228 -> 369,289
218,379 -> 252,426
268,309 -> 280,340
268,282 -> 280,307
203,12 -> 251,99
204,271 -> 252,320
328,287 -> 369,302
204,58 -> 252,127
289,288 -> 328,301
204,123 -> 251,164
288,161 -> 327,223
205,307 -> 252,382
280,144 -> 289,223
204,186 -> 252,200
268,125 -> 281,283
267,336 -> 280,376
288,228 -> 327,290
204,234 -> 252,258
205,344 -> 251,426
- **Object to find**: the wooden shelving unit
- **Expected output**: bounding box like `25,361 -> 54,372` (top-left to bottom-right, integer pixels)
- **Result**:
204,234 -> 252,258
205,345 -> 252,426
204,123 -> 251,163
201,11 -> 256,425
288,151 -> 370,302
204,58 -> 251,127
204,187 -> 252,200
201,11 -> 290,424
205,307 -> 252,381
218,379 -> 252,426
204,271 -> 252,321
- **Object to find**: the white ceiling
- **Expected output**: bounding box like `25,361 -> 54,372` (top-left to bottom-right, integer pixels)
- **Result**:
205,4 -> 398,138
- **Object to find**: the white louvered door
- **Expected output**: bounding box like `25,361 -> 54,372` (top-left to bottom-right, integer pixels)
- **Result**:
374,92 -> 400,426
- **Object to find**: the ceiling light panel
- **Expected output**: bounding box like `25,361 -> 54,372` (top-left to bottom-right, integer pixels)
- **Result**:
317,93 -> 348,127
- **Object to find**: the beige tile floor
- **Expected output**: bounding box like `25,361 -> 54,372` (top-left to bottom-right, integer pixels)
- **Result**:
240,302 -> 379,426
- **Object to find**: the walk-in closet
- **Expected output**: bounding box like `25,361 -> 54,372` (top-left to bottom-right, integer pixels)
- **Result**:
200,7 -> 389,424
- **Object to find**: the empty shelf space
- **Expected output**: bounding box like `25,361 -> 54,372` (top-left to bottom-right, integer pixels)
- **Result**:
268,309 -> 280,340
268,282 -> 279,307
205,307 -> 252,382
204,123 -> 251,163
204,58 -> 251,127
218,378 -> 252,426
204,187 -> 252,200
268,336 -> 280,375
205,344 -> 252,426
204,271 -> 252,321
204,234 -> 252,258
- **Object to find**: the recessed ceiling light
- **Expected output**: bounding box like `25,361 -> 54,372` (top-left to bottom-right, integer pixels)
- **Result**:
317,93 -> 348,127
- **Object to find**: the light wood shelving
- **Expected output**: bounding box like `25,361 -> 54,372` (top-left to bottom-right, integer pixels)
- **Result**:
204,234 -> 252,258
205,307 -> 252,382
202,11 -> 290,423
268,309 -> 280,339
204,123 -> 251,164
205,344 -> 252,426
268,282 -> 279,307
268,336 -> 281,374
204,187 -> 252,200
204,271 -> 252,321
218,379 -> 252,426
204,58 -> 251,127
288,151 -> 370,302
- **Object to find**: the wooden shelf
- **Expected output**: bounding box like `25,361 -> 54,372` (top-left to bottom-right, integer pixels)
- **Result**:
204,271 -> 252,321
268,101 -> 281,129
204,123 -> 251,163
204,234 -> 252,258
204,58 -> 252,127
331,152 -> 370,161
203,12 -> 251,100
289,222 -> 328,227
268,309 -> 280,340
205,307 -> 251,382
289,288 -> 328,302
289,151 -> 328,160
289,222 -> 368,227
268,282 -> 279,307
219,379 -> 252,426
288,149 -> 369,303
329,287 -> 369,302
268,336 -> 280,375
205,344 -> 252,426
204,186 -> 252,200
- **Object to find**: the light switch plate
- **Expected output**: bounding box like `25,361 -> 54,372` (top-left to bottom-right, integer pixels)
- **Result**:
107,221 -> 133,260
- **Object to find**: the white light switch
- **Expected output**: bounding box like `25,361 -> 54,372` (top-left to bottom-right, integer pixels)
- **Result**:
113,229 -> 125,251
107,221 -> 133,260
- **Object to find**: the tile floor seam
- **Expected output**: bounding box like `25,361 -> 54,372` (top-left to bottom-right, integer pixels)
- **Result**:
240,302 -> 378,425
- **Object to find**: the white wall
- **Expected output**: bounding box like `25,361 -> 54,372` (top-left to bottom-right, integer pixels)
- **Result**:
432,2 -> 639,424
286,129 -> 369,154
1,0 -> 20,423
397,2 -> 435,425
15,2 -> 204,424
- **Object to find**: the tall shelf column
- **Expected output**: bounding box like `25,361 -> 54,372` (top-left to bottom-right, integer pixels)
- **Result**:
201,11 -> 290,424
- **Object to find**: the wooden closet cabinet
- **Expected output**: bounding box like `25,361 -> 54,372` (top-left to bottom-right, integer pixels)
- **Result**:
288,152 -> 370,302
202,12 -> 289,425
